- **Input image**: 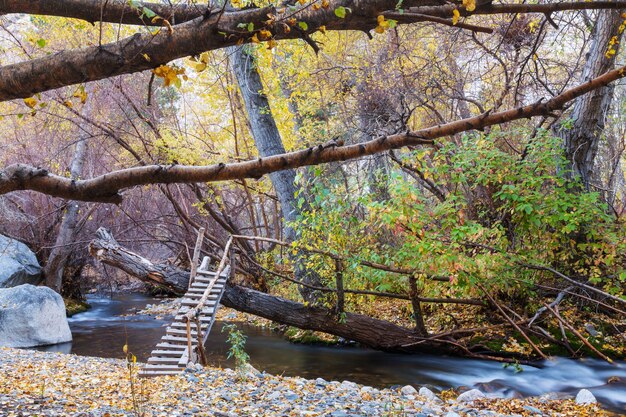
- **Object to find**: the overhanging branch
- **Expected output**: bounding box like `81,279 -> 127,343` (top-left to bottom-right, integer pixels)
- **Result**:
1,64 -> 625,202
1,1 -> 626,100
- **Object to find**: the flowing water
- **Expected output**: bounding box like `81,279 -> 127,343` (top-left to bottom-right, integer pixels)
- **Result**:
33,294 -> 626,413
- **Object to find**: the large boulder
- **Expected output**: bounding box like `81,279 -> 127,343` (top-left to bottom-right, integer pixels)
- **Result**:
0,234 -> 42,288
0,284 -> 72,347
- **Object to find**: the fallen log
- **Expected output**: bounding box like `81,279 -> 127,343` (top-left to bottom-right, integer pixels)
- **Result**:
89,228 -> 189,295
88,227 -> 454,353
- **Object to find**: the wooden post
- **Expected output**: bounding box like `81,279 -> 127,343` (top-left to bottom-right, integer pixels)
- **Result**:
186,319 -> 193,365
195,317 -> 208,366
229,244 -> 236,281
189,227 -> 205,289
335,258 -> 345,315
408,274 -> 428,336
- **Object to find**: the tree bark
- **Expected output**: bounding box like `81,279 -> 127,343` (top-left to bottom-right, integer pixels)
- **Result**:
44,133 -> 88,293
555,10 -> 624,189
88,227 -> 451,353
229,45 -> 323,303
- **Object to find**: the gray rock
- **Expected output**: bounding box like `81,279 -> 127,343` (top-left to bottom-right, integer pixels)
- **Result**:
0,235 -> 41,288
457,389 -> 485,403
584,323 -> 599,337
0,284 -> 72,347
419,386 -> 439,401
341,380 -> 358,390
284,390 -> 299,401
523,405 -> 543,415
400,385 -> 418,396
575,389 -> 596,404
266,391 -> 281,401
315,377 -> 328,387
445,412 -> 461,417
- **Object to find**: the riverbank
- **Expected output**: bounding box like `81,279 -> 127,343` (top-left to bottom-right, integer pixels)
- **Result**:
0,347 -> 615,417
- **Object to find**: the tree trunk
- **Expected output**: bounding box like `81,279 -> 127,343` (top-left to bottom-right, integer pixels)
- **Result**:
88,228 -> 452,353
44,133 -> 88,293
555,10 -> 624,190
229,45 -> 323,303
89,227 -> 189,295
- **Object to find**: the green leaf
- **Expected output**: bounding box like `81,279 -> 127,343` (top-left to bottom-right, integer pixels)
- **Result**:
387,19 -> 397,28
334,6 -> 346,18
142,7 -> 157,18
36,38 -> 46,48
247,22 -> 255,32
298,21 -> 309,31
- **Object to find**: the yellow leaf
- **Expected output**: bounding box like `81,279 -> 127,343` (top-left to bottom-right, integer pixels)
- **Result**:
318,25 -> 326,34
63,100 -> 73,108
73,86 -> 87,104
267,39 -> 277,49
321,0 -> 329,8
23,97 -> 37,108
258,29 -> 272,40
142,53 -> 151,62
452,8 -> 460,25
463,0 -> 476,12
251,33 -> 260,43
193,61 -> 207,72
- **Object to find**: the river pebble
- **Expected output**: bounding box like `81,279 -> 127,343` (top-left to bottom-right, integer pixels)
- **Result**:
0,347 -> 614,417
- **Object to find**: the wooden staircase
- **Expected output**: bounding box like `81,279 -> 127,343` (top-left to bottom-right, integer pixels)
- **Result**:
138,256 -> 230,377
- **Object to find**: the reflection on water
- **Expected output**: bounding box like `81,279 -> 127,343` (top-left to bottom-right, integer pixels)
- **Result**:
32,294 -> 626,413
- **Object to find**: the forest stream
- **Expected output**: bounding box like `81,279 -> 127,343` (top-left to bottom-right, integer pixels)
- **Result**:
29,294 -> 626,414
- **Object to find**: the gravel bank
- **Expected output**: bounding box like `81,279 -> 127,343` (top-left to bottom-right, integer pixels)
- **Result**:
0,347 -> 613,416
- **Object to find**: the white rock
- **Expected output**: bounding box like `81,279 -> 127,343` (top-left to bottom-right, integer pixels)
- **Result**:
445,412 -> 461,417
266,391 -> 281,401
0,235 -> 41,288
419,386 -> 439,401
456,389 -> 485,403
340,380 -> 358,390
0,284 -> 71,347
575,389 -> 597,404
400,385 -> 418,396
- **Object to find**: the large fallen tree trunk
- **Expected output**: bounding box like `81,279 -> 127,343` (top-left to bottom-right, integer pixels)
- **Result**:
88,227 -> 452,353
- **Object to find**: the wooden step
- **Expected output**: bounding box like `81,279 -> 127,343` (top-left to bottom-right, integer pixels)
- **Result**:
179,300 -> 218,308
180,299 -> 218,307
151,349 -> 188,357
155,342 -> 187,350
148,356 -> 183,364
183,291 -> 221,298
161,335 -> 198,343
173,315 -> 214,323
193,276 -> 219,283
167,328 -> 199,336
171,321 -> 209,329
142,363 -> 184,371
190,282 -> 223,289
185,289 -> 208,294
